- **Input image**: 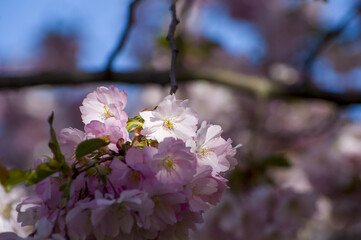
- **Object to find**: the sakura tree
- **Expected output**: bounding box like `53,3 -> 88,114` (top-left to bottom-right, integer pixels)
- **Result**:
1,0 -> 361,239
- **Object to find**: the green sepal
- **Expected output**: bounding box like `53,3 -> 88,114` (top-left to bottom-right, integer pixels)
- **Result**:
126,116 -> 144,131
60,179 -> 73,202
27,162 -> 60,185
84,167 -> 97,178
95,164 -> 109,186
48,112 -> 66,164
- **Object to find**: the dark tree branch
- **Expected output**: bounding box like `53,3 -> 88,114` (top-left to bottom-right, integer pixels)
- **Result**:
3,69 -> 361,106
303,2 -> 361,87
167,0 -> 179,95
105,0 -> 141,73
261,110 -> 339,141
0,71 -> 171,89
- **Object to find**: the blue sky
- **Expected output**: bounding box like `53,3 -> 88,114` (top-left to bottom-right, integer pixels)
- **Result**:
0,0 -> 269,69
0,0 -> 138,71
0,0 -> 359,95
0,0 -> 356,70
197,2 -> 266,64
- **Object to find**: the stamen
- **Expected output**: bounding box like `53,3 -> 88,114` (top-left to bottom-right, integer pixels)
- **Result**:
130,170 -> 141,184
200,148 -> 213,157
163,118 -> 174,130
192,185 -> 200,196
102,105 -> 114,120
100,135 -> 111,143
2,205 -> 10,219
163,156 -> 174,169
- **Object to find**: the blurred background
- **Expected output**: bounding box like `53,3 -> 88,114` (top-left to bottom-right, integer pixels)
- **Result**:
1,0 -> 361,239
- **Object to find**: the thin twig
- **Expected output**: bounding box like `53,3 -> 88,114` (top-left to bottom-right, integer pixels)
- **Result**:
167,0 -> 179,95
105,0 -> 141,73
72,156 -> 114,180
302,2 -> 361,88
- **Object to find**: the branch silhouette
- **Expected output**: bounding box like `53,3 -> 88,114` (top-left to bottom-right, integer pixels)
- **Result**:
105,0 -> 142,73
302,2 -> 361,88
2,69 -> 361,106
167,0 -> 179,95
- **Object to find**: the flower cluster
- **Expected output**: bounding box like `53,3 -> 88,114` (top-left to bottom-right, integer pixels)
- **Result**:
194,186 -> 316,240
303,124 -> 361,236
0,86 -> 238,240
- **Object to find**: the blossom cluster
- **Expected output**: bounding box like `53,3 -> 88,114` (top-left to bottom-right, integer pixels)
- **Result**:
0,86 -> 238,240
303,124 -> 361,236
194,186 -> 316,240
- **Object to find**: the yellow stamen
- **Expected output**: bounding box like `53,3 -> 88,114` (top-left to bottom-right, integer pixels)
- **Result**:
163,156 -> 174,169
2,205 -> 11,219
192,185 -> 201,196
102,105 -> 114,120
163,118 -> 174,130
130,171 -> 141,183
200,148 -> 213,156
100,135 -> 111,143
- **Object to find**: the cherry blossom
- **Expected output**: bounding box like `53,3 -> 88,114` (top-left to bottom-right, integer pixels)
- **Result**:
1,86 -> 239,240
58,127 -> 85,161
140,94 -> 198,142
149,137 -> 197,185
0,185 -> 30,237
187,121 -> 239,176
80,86 -> 128,125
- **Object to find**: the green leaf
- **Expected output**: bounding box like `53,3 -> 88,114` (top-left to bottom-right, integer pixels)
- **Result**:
0,161 -> 28,191
75,138 -> 109,159
48,112 -> 66,164
6,169 -> 28,191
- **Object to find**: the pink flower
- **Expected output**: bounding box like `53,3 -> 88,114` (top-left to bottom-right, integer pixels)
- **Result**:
0,185 -> 29,237
80,86 -> 128,125
58,127 -> 85,162
185,166 -> 220,212
85,118 -> 129,145
66,205 -> 92,240
149,138 -> 197,185
16,196 -> 48,227
109,147 -> 156,190
4,218 -> 67,239
35,177 -> 62,209
126,147 -> 157,179
187,121 -> 239,175
108,158 -> 131,190
157,210 -> 203,240
82,190 -> 154,238
142,181 -> 187,231
140,94 -> 198,142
